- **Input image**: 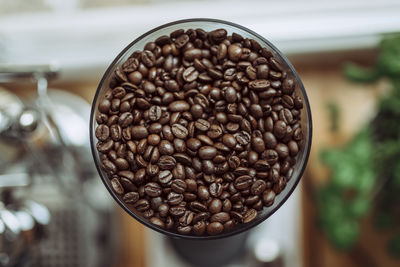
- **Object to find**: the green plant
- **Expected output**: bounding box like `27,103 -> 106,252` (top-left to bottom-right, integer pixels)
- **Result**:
317,35 -> 400,257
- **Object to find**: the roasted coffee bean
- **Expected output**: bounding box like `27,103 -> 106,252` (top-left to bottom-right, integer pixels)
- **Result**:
235,131 -> 251,145
224,87 -> 237,103
170,206 -> 186,217
96,124 -> 110,141
148,105 -> 162,121
95,27 -> 306,236
228,156 -> 241,169
171,123 -> 188,139
228,44 -> 242,62
248,79 -> 270,91
198,146 -> 217,159
158,155 -> 176,170
148,134 -> 161,146
150,217 -> 165,228
168,192 -> 184,206
243,209 -> 258,223
171,179 -> 187,194
207,222 -> 224,235
234,175 -> 253,190
111,178 -> 124,195
262,189 -> 276,206
209,182 -> 223,197
250,180 -> 267,195
194,118 -> 210,131
122,191 -> 139,204
198,185 -> 210,200
273,120 -> 287,139
131,126 -> 148,139
158,204 -> 169,217
288,140 -> 299,156
159,140 -> 174,155
209,198 -> 223,214
110,124 -> 122,141
182,66 -> 199,82
210,212 -> 230,224
207,124 -> 223,139
187,138 -> 202,150
193,221 -> 206,235
158,170 -> 173,185
169,100 -> 190,112
174,153 -> 192,165
202,160 -> 215,174
144,182 -> 162,197
251,137 -> 265,153
275,143 -> 290,158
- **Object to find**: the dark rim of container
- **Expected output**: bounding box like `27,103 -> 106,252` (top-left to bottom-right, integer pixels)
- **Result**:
89,18 -> 313,240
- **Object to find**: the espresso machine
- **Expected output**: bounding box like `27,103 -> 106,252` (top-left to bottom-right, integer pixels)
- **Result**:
0,65 -> 119,267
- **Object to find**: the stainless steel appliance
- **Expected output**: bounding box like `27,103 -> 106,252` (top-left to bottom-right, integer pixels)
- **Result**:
0,65 -> 119,267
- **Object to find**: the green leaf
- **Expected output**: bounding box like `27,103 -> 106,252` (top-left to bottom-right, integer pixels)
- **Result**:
387,233 -> 400,258
374,211 -> 397,231
328,219 -> 360,250
349,197 -> 371,218
343,62 -> 380,83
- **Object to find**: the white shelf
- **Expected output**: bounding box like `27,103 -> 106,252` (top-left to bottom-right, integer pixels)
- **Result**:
0,0 -> 399,81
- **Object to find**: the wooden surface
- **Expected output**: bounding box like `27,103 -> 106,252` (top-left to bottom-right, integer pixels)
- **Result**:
295,58 -> 399,267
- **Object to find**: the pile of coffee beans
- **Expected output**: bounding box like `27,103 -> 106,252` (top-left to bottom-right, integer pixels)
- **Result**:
95,27 -> 304,236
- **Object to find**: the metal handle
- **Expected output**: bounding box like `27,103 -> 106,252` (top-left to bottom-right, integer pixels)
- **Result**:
0,64 -> 59,83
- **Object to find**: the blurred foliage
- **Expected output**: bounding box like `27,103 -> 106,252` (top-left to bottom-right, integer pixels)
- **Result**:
326,102 -> 340,133
317,35 -> 400,257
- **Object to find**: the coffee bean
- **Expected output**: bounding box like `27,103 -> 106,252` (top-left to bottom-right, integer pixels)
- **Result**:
243,209 -> 258,223
251,137 -> 265,153
144,182 -> 162,197
207,222 -> 224,235
170,206 -> 186,217
193,221 -> 206,235
168,192 -> 184,205
207,124 -> 223,139
158,170 -> 173,185
276,143 -> 289,158
159,140 -> 174,155
209,183 -> 223,197
250,180 -> 267,195
198,146 -> 217,160
288,141 -> 299,156
228,44 -> 242,62
122,192 -> 139,204
95,27 -> 306,236
248,79 -> 270,91
95,124 -> 110,141
198,185 -> 210,200
262,189 -> 276,206
175,34 -> 190,49
186,138 -> 201,151
131,126 -> 148,139
210,212 -> 230,224
173,153 -> 192,166
282,78 -> 295,95
222,134 -> 237,148
234,175 -> 253,190
150,217 -> 165,228
182,66 -> 199,82
171,179 -> 187,194
147,134 -> 161,146
179,211 -> 194,226
111,178 -> 124,195
158,155 -> 176,170
171,124 -> 188,139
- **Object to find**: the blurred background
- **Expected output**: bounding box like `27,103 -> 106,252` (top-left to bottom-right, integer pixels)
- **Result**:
0,0 -> 400,266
